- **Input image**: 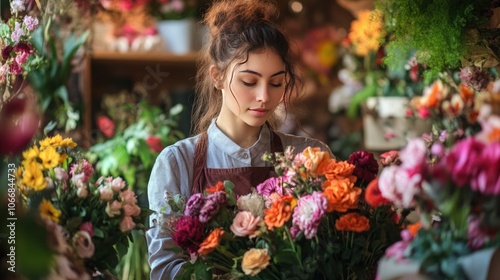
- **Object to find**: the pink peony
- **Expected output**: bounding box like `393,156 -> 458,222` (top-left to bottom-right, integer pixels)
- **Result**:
291,191 -> 327,239
471,142 -> 500,194
172,216 -> 205,254
378,165 -> 421,208
230,211 -> 261,237
445,137 -> 484,187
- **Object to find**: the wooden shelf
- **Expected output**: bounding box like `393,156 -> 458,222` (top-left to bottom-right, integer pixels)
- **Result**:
82,51 -> 198,147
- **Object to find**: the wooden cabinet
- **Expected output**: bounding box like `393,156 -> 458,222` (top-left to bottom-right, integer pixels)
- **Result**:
83,51 -> 198,147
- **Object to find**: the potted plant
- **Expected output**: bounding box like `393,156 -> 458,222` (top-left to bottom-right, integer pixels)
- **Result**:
148,0 -> 199,54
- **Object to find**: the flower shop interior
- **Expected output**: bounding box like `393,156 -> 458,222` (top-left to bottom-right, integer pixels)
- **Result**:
1,0 -> 500,279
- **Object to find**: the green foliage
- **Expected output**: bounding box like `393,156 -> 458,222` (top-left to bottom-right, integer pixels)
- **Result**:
376,0 -> 492,78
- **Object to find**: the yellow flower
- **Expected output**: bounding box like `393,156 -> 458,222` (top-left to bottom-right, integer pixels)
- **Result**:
58,153 -> 68,165
241,248 -> 271,276
21,161 -> 46,190
39,198 -> 61,223
318,41 -> 338,69
39,145 -> 61,169
61,137 -> 77,148
348,9 -> 384,56
39,135 -> 63,151
22,145 -> 39,165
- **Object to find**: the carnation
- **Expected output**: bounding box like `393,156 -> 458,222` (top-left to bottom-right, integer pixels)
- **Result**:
184,193 -> 205,217
292,191 -> 327,239
199,191 -> 227,223
171,216 -> 205,254
348,151 -> 379,185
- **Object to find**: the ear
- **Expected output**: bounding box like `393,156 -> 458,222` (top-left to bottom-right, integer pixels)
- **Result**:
209,65 -> 223,89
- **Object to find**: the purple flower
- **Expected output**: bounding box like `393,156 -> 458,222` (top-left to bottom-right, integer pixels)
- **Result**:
23,15 -> 38,31
256,177 -> 279,196
445,137 -> 484,187
10,0 -> 25,14
471,142 -> 500,194
11,22 -> 25,43
199,191 -> 227,223
347,151 -> 379,185
184,193 -> 204,217
291,191 -> 327,239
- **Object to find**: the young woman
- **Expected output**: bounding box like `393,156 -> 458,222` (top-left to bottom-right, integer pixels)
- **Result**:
146,0 -> 333,278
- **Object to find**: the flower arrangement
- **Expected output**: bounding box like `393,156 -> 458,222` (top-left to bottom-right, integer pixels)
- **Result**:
0,0 -> 40,103
148,0 -> 198,21
407,69 -> 499,146
375,107 -> 500,279
329,9 -> 426,118
161,146 -> 401,279
15,134 -> 151,278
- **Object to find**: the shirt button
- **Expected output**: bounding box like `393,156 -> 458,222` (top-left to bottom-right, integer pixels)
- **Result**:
241,153 -> 249,159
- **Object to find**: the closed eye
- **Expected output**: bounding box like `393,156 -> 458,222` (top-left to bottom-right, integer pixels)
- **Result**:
271,83 -> 282,88
242,81 -> 256,87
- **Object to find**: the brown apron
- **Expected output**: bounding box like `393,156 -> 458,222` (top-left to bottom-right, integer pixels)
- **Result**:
191,130 -> 283,196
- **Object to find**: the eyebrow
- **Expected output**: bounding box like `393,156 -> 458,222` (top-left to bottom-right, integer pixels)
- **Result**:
239,70 -> 286,77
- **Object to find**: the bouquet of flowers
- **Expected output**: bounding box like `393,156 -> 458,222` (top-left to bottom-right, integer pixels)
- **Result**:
376,107 -> 500,279
15,134 -> 151,278
161,146 -> 402,279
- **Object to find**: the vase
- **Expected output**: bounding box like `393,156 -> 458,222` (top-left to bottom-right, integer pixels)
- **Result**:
156,19 -> 195,54
362,96 -> 431,151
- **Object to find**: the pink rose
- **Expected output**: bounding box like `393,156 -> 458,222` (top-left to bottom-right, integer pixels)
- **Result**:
471,142 -> 500,194
119,189 -> 137,205
111,177 -> 126,192
71,173 -> 86,189
72,231 -> 95,258
105,201 -> 122,217
79,222 -> 94,237
122,204 -> 141,217
230,211 -> 261,237
98,184 -> 114,201
120,216 -> 136,232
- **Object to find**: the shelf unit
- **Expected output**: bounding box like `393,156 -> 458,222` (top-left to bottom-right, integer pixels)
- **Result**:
83,51 -> 199,147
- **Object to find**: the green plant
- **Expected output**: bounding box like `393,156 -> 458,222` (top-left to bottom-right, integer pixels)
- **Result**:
376,0 -> 497,80
148,0 -> 199,20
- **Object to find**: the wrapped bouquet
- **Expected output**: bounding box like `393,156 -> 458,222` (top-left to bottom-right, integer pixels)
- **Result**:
161,147 -> 402,279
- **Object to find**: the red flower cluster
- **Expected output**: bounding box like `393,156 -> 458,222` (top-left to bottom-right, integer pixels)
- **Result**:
171,216 -> 205,254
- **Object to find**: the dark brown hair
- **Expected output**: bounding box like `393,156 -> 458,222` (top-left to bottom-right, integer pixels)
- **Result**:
191,0 -> 303,135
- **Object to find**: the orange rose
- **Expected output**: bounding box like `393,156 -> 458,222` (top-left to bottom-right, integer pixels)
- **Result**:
264,195 -> 294,230
322,180 -> 361,213
418,80 -> 449,109
335,212 -> 370,232
205,181 -> 225,194
241,248 -> 271,276
318,160 -> 356,183
198,228 -> 224,255
299,147 -> 330,174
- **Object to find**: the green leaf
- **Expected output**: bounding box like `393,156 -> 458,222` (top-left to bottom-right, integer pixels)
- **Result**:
94,227 -> 105,238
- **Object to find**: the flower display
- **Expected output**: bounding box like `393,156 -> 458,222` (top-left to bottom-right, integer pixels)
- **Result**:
15,134 -> 151,278
161,146 -> 401,279
329,9 -> 426,117
376,116 -> 500,279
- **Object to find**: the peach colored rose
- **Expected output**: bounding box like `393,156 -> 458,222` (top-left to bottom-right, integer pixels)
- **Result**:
110,177 -> 126,192
197,228 -> 224,255
98,184 -> 113,201
230,211 -> 261,237
122,204 -> 141,217
241,248 -> 271,276
295,147 -> 330,174
72,230 -> 95,258
105,200 -> 122,217
119,189 -> 137,205
120,216 -> 136,232
335,212 -> 370,232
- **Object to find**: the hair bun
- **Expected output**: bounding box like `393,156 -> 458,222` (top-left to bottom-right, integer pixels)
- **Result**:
204,0 -> 279,37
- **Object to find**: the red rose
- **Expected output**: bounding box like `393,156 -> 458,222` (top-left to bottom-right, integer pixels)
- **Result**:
97,116 -> 115,138
146,135 -> 163,153
348,151 -> 379,187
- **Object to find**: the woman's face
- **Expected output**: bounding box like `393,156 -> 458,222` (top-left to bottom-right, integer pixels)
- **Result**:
217,48 -> 286,131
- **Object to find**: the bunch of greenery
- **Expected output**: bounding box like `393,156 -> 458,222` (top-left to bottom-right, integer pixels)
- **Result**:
376,0 -> 497,80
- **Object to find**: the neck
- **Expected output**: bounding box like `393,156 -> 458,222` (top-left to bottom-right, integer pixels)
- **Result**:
215,119 -> 262,148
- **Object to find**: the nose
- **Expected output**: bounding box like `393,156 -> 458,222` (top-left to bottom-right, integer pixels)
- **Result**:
256,84 -> 270,103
